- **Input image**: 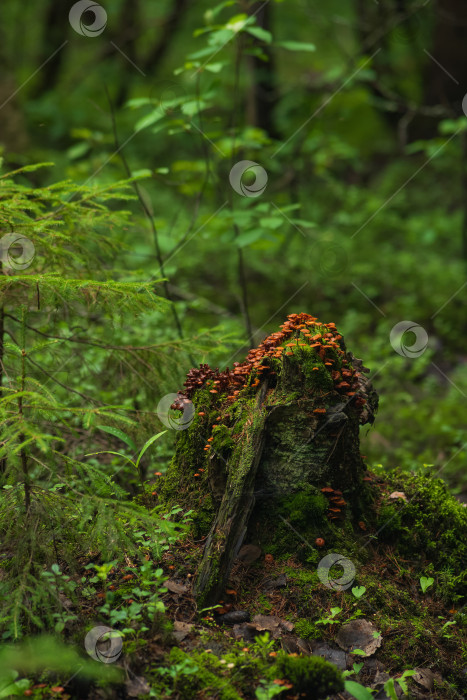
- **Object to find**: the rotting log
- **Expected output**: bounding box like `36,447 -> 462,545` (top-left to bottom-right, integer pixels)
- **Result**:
160,313 -> 378,607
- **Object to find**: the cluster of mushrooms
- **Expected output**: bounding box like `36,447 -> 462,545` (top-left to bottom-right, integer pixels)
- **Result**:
171,312 -> 370,418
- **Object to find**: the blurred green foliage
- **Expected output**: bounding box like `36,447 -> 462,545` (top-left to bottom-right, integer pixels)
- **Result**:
0,0 -> 465,641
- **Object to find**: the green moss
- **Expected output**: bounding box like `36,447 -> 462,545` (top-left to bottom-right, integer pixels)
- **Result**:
272,654 -> 344,698
281,485 -> 328,528
151,647 -> 247,700
212,424 -> 235,452
376,473 -> 467,598
294,617 -> 321,640
285,567 -> 320,587
151,643 -> 343,700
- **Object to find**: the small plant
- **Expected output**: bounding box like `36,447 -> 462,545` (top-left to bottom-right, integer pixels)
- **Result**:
0,670 -> 30,698
40,564 -> 78,633
383,670 -> 415,699
97,562 -> 168,636
255,678 -> 290,699
342,661 -> 364,678
344,679 -> 374,699
315,607 -> 342,625
351,586 -> 366,599
87,429 -> 167,489
419,576 -> 434,594
250,632 -> 277,662
439,618 -> 456,639
0,164 -> 171,638
153,656 -> 199,695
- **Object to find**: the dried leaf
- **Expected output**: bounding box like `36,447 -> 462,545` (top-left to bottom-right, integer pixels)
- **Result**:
336,620 -> 382,656
166,580 -> 188,595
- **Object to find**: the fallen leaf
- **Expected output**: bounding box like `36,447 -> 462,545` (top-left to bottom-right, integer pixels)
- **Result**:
125,677 -> 151,697
166,580 -> 188,595
336,620 -> 382,656
413,667 -> 435,691
173,620 -> 193,643
389,491 -> 407,501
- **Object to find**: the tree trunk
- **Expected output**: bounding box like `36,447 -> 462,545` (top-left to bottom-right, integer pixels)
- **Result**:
246,2 -> 281,140
161,313 -> 378,607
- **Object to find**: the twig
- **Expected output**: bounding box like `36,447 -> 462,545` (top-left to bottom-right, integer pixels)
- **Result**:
104,87 -> 196,364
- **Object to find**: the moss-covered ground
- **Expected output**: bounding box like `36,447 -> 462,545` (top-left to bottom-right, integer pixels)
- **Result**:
5,466 -> 465,699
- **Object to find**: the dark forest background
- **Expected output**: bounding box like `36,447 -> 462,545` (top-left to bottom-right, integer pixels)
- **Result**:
1,0 -> 466,503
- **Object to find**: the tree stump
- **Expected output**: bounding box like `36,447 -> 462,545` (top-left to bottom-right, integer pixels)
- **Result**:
160,313 -> 378,607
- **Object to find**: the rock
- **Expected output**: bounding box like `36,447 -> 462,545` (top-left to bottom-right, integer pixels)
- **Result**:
217,610 -> 250,625
232,622 -> 261,642
236,544 -> 262,564
336,619 -> 382,656
363,658 -> 385,672
262,573 -> 287,591
310,642 -> 347,670
172,620 -> 193,642
252,614 -> 294,638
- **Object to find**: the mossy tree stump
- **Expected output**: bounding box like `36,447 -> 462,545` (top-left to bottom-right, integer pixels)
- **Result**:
160,313 -> 378,607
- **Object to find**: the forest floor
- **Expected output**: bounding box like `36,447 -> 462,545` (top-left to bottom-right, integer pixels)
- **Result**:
16,471 -> 466,700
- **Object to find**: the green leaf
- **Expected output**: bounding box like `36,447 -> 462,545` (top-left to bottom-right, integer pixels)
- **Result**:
67,142 -> 90,160
259,216 -> 284,230
131,168 -> 152,178
276,40 -> 316,52
135,431 -> 168,469
97,426 -> 137,452
135,109 -> 166,132
344,680 -> 374,700
396,670 -> 415,693
351,586 -> 366,599
85,451 -> 134,468
245,26 -> 273,43
204,62 -> 225,73
350,648 -> 367,656
181,100 -> 206,117
383,678 -> 398,700
225,14 -> 250,32
0,677 -> 30,698
205,1 -> 237,21
420,576 -> 434,593
235,230 -> 264,248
